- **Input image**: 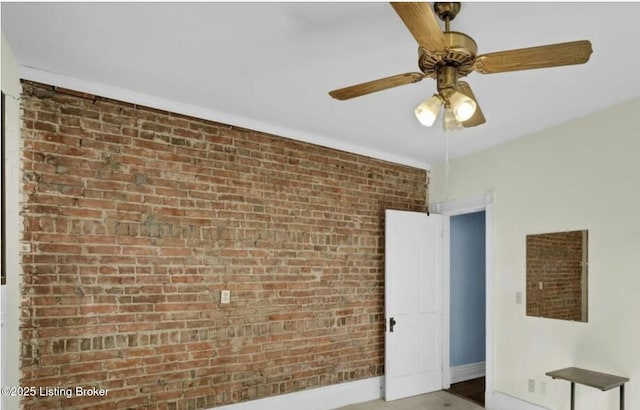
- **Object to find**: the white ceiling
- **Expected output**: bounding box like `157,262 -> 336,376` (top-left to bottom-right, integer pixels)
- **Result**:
3,2 -> 640,168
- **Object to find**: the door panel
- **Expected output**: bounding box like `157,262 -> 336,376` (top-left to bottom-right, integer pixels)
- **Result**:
384,210 -> 445,401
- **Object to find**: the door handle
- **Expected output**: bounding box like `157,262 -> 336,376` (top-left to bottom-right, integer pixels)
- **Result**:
389,317 -> 396,332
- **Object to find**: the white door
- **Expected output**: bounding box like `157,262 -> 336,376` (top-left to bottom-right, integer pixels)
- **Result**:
384,210 -> 445,401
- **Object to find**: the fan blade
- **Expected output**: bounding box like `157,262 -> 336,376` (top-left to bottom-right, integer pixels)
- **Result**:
329,72 -> 425,100
474,40 -> 592,74
390,2 -> 445,52
457,81 -> 486,128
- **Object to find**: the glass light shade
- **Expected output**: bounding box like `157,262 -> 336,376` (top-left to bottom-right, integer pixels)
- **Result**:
449,90 -> 477,122
443,107 -> 463,131
414,95 -> 442,127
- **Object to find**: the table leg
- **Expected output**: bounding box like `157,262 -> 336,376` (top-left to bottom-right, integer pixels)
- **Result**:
571,382 -> 575,410
620,384 -> 624,410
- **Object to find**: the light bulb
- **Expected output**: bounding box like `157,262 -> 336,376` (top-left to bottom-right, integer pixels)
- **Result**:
449,90 -> 477,122
443,107 -> 462,131
415,109 -> 438,127
414,95 -> 442,127
455,100 -> 476,122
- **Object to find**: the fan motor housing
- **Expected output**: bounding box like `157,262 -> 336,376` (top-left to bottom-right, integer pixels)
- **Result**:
418,31 -> 478,78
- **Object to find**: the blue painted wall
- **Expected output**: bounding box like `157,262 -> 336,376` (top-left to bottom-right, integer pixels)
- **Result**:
450,211 -> 486,367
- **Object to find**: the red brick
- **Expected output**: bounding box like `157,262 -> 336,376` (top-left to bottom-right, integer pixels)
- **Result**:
20,80 -> 427,410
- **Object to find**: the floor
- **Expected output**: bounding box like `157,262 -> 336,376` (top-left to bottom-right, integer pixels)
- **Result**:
445,377 -> 485,406
334,390 -> 484,410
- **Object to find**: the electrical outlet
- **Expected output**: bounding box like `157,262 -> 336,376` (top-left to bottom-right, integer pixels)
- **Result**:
528,379 -> 536,393
540,381 -> 547,395
220,290 -> 230,304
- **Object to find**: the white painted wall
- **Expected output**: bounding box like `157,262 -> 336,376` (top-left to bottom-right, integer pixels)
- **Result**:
430,97 -> 640,409
1,32 -> 22,410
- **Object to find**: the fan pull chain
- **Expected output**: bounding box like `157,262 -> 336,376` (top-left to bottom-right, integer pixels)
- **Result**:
445,130 -> 451,177
443,130 -> 451,200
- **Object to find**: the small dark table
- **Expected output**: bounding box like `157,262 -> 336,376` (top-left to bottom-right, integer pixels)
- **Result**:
546,367 -> 629,410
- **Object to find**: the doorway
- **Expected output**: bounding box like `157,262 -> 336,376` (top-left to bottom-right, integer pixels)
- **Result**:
445,210 -> 486,406
433,192 -> 494,408
383,194 -> 494,406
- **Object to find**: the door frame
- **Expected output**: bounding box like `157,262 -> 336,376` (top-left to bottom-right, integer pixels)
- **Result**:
431,192 -> 494,402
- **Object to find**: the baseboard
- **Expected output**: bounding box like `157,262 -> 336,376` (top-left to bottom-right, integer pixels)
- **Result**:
450,361 -> 485,384
486,391 -> 551,410
209,376 -> 383,410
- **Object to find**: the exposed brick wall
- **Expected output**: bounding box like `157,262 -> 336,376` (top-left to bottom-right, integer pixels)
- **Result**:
19,81 -> 428,409
526,230 -> 587,321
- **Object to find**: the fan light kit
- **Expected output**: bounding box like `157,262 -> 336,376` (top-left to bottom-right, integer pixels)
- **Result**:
329,2 -> 593,131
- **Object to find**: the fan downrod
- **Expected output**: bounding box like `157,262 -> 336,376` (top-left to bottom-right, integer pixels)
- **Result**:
434,2 -> 461,24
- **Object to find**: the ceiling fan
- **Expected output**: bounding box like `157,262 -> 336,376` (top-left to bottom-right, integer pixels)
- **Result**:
328,2 -> 593,130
